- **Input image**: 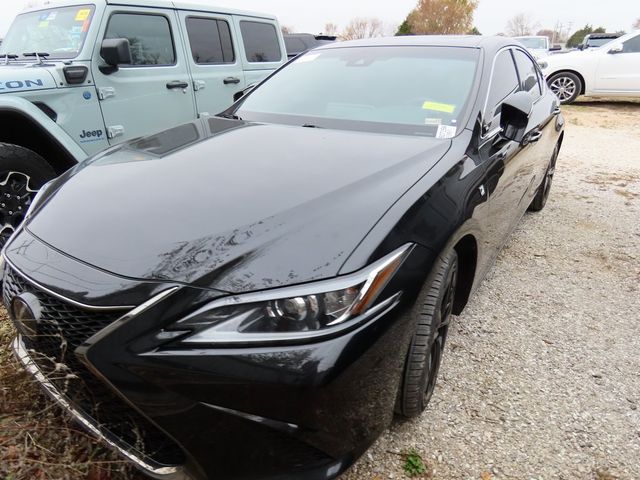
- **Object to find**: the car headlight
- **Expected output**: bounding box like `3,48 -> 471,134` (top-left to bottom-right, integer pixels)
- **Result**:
164,244 -> 415,346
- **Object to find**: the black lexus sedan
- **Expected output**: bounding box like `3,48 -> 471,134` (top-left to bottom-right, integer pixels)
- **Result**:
2,36 -> 563,480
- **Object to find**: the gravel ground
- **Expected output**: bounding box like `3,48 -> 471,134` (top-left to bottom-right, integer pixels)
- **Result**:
342,100 -> 640,480
1,101 -> 639,480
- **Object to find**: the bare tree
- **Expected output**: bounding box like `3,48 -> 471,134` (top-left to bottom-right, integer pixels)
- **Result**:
407,0 -> 478,35
281,25 -> 295,35
537,29 -> 554,43
505,13 -> 539,37
340,18 -> 384,40
324,23 -> 339,36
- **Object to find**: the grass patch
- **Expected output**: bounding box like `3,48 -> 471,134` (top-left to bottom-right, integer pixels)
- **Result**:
402,448 -> 429,478
0,311 -> 143,480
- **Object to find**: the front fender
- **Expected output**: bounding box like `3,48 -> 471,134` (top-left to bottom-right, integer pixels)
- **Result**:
0,95 -> 86,163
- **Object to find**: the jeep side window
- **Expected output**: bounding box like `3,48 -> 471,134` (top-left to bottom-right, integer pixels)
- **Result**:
104,13 -> 175,66
484,49 -> 520,131
185,17 -> 235,64
239,21 -> 282,63
513,49 -> 542,100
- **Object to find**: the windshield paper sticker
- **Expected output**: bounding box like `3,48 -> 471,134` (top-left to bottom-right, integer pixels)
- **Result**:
297,53 -> 319,63
436,125 -> 457,139
423,101 -> 456,114
75,9 -> 91,21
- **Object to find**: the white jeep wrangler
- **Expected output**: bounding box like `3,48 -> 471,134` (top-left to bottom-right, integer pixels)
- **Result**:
0,0 -> 286,244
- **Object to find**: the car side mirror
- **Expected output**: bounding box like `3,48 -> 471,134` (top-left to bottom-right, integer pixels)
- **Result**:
549,44 -> 561,52
99,38 -> 132,74
608,43 -> 624,54
500,91 -> 533,143
233,83 -> 256,102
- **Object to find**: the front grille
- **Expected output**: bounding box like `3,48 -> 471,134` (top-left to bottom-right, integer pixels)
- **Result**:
3,265 -> 185,467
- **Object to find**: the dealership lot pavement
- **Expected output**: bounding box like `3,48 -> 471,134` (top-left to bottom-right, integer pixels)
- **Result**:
344,100 -> 640,480
1,100 -> 639,480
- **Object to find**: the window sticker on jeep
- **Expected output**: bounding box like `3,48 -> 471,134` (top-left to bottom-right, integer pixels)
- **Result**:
75,9 -> 91,22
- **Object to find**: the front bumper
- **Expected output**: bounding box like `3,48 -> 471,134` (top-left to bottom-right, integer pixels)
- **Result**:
3,233 -> 421,480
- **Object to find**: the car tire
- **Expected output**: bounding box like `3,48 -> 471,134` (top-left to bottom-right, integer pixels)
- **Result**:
396,249 -> 458,419
0,143 -> 56,246
529,144 -> 559,212
547,72 -> 582,104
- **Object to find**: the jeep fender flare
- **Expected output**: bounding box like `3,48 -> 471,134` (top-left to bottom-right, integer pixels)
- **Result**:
0,96 -> 87,174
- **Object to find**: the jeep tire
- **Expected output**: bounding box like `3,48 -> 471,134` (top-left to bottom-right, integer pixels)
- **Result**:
0,143 -> 56,247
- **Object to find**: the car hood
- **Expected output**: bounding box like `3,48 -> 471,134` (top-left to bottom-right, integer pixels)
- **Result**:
0,65 -> 57,93
27,117 -> 450,292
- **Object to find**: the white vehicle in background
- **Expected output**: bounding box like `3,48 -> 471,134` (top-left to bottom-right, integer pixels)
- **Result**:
514,35 -> 561,59
538,30 -> 640,104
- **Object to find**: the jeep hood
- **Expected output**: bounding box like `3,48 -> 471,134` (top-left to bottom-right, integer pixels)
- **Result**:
24,118 -> 450,293
0,65 -> 57,93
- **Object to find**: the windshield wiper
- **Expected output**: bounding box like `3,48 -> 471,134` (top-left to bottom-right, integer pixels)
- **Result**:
0,54 -> 19,65
23,52 -> 50,64
217,112 -> 243,120
302,124 -> 323,129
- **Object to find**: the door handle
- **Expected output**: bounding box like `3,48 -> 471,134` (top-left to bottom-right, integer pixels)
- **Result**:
552,105 -> 562,115
528,130 -> 543,143
223,77 -> 241,85
166,80 -> 189,90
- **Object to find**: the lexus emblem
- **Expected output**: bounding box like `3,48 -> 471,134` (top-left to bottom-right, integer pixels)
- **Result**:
10,293 -> 42,339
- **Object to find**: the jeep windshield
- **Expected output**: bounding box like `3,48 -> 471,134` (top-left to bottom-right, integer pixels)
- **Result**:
0,5 -> 95,60
235,46 -> 479,137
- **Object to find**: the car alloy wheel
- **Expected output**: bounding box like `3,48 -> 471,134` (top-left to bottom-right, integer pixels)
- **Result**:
549,76 -> 577,103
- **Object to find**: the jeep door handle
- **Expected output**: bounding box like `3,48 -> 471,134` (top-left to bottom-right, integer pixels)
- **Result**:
223,77 -> 241,85
553,105 -> 562,115
166,81 -> 189,90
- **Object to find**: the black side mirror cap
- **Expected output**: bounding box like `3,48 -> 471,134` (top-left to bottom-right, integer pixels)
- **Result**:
500,91 -> 533,143
99,38 -> 132,74
550,44 -> 562,51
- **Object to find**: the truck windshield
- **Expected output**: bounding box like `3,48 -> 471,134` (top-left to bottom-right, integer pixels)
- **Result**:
236,46 -> 479,137
517,38 -> 547,50
0,5 -> 95,60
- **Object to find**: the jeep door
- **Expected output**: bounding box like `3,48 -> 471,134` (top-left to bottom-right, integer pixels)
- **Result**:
178,11 -> 246,117
233,17 -> 286,86
91,6 -> 197,144
594,33 -> 640,93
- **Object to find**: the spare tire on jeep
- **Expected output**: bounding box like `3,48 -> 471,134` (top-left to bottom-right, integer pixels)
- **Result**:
0,143 -> 56,247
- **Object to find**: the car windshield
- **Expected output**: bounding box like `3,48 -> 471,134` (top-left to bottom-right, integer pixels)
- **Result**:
517,38 -> 547,49
0,5 -> 95,60
235,46 -> 479,137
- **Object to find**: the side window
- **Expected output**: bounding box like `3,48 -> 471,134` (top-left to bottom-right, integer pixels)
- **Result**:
485,50 -> 519,125
623,35 -> 640,53
239,21 -> 282,63
104,13 -> 175,66
513,49 -> 542,100
185,17 -> 235,64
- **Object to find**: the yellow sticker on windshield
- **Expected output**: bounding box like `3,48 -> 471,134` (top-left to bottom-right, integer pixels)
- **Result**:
422,101 -> 456,114
75,9 -> 91,21
38,21 -> 49,28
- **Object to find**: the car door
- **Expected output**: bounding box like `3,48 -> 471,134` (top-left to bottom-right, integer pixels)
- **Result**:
480,48 -> 538,257
92,6 -> 197,144
512,48 -> 557,200
594,33 -> 640,93
179,11 -> 247,117
233,16 -> 285,86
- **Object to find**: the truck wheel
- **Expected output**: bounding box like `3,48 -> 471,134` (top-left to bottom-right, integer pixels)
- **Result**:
396,250 -> 458,418
0,143 -> 56,246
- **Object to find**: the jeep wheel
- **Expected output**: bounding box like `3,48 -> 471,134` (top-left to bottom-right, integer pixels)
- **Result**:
548,72 -> 582,104
0,143 -> 56,247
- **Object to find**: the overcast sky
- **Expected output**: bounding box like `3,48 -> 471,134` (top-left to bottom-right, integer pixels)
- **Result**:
1,0 -> 638,38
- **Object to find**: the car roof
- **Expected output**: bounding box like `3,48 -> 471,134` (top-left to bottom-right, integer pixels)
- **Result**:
318,35 -> 520,54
